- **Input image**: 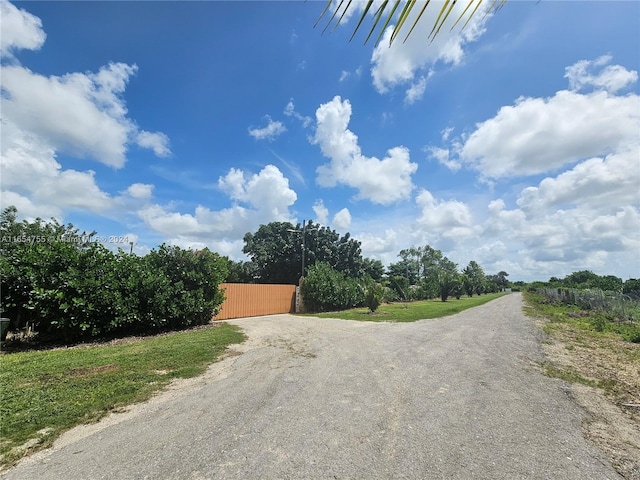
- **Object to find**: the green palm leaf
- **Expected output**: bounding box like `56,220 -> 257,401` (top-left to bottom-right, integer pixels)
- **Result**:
316,0 -> 508,46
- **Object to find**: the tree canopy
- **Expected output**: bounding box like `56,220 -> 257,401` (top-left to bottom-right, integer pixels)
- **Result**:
242,220 -> 365,284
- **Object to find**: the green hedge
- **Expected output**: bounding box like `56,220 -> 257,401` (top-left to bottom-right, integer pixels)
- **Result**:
0,207 -> 227,342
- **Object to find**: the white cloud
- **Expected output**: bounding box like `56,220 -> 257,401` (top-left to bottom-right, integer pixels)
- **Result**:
283,99 -> 313,128
404,75 -> 427,105
137,165 -> 298,254
218,164 -> 297,219
312,96 -> 418,204
415,189 -> 474,238
476,152 -> 640,280
248,116 -> 287,141
339,70 -> 350,82
0,0 -> 46,58
370,2 -> 491,94
565,55 -> 638,94
0,2 -> 172,233
427,146 -> 461,172
515,149 -> 640,214
441,127 -> 454,142
1,62 -> 172,169
313,199 -> 329,225
126,183 -> 154,200
332,208 -> 351,230
459,87 -> 639,179
136,131 -> 171,157
1,122 -> 113,214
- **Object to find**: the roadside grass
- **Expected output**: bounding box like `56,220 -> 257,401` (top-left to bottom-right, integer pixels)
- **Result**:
302,292 -> 509,322
523,291 -> 639,405
0,323 -> 244,467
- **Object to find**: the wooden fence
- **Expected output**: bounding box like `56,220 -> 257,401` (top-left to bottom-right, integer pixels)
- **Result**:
214,283 -> 297,320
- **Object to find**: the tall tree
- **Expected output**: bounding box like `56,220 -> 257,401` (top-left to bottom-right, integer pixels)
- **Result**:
362,257 -> 385,282
242,222 -> 299,284
242,220 -> 364,284
462,260 -> 485,296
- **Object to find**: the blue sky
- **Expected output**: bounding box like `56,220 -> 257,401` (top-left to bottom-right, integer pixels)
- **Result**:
1,0 -> 639,282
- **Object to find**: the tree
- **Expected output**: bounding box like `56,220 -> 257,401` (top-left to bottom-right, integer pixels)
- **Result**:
243,220 -> 364,284
316,0 -> 507,47
435,256 -> 459,302
362,257 -> 385,282
495,271 -> 510,291
462,261 -> 485,296
242,222 -> 299,284
226,259 -> 257,283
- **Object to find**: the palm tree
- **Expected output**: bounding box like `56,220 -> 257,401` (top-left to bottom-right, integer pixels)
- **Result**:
316,0 -> 507,46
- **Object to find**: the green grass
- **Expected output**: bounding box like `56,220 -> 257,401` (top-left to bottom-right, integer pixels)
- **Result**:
301,292 -> 509,322
0,324 -> 244,466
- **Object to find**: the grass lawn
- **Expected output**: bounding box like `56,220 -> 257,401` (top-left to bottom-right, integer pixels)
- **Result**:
0,323 -> 244,467
301,292 -> 509,322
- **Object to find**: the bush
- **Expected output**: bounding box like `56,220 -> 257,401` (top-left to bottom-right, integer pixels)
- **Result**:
0,207 -> 228,343
301,262 -> 364,313
364,281 -> 385,313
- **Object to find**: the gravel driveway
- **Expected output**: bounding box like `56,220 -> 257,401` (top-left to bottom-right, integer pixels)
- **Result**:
1,293 -> 622,479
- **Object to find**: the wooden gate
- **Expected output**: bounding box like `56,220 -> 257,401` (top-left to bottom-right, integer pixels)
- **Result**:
214,283 -> 297,320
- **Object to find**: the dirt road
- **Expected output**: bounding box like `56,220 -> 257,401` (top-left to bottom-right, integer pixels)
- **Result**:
1,293 -> 622,479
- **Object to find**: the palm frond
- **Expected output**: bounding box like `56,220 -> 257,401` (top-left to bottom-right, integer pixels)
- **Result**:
317,0 -> 507,46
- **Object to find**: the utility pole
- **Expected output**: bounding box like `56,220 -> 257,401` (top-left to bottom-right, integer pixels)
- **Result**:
300,219 -> 306,280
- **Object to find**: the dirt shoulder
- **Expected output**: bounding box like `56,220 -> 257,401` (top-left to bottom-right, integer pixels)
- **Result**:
533,314 -> 640,479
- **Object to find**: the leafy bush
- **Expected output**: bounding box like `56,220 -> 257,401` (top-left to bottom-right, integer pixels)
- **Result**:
364,281 -> 385,313
0,207 -> 227,343
301,262 -> 364,313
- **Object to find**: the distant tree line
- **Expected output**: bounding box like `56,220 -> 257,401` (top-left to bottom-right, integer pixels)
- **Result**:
233,222 -> 511,311
529,270 -> 639,296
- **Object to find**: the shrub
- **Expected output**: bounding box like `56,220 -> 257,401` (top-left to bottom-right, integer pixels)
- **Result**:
0,207 -> 228,343
301,262 -> 364,313
364,281 -> 385,313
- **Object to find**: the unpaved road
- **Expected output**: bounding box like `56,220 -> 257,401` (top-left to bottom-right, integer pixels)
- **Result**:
2,293 -> 622,479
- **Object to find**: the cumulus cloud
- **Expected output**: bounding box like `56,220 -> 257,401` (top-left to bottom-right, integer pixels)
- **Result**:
415,189 -> 474,238
1,122 -> 113,214
248,116 -> 286,141
1,62 -> 173,168
426,146 -> 461,172
218,164 -> 297,219
404,75 -> 428,105
370,2 -> 491,96
311,96 -> 418,204
457,58 -> 638,179
313,199 -> 329,225
126,183 -> 154,200
332,208 -> 351,230
0,1 -> 172,235
515,149 -> 640,214
136,131 -> 171,157
565,55 -> 638,94
478,154 -> 640,279
0,0 -> 46,58
136,165 -> 298,249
